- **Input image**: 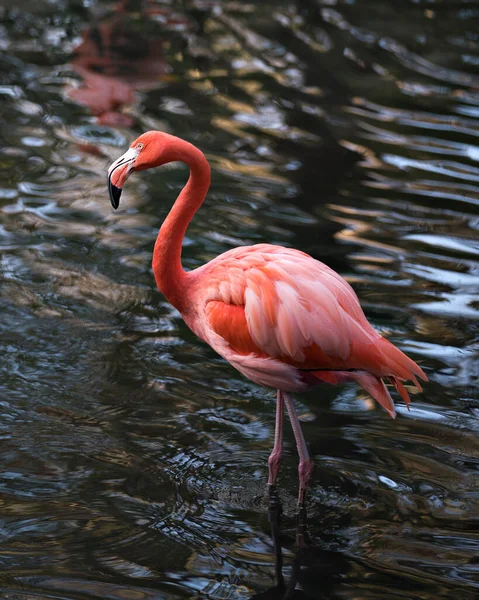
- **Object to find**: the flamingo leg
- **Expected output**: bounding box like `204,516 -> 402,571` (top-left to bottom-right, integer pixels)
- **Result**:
284,392 -> 313,547
268,390 -> 284,486
267,390 -> 285,590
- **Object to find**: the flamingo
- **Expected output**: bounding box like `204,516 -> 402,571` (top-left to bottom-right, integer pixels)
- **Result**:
107,130 -> 427,549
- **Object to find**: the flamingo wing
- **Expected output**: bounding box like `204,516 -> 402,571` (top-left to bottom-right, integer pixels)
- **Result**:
198,244 -> 426,415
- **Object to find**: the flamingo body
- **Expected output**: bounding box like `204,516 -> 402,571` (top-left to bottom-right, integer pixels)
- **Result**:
177,243 -> 425,418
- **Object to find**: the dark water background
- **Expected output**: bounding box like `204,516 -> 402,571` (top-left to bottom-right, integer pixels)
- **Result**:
1,1 -> 479,598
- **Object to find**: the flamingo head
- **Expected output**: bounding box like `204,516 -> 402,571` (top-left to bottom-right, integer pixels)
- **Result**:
107,131 -> 177,209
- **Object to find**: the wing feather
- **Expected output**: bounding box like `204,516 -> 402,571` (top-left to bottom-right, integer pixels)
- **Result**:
199,244 -> 426,384
202,246 -> 368,365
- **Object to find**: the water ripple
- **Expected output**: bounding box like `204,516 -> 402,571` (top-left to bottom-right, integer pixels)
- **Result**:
1,1 -> 478,599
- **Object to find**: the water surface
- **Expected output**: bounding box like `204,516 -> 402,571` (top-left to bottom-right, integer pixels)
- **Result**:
1,1 -> 479,598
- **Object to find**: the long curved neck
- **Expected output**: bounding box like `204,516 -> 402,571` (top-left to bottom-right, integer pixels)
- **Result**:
152,140 -> 210,312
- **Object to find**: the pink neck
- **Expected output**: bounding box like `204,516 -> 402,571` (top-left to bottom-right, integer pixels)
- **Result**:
152,140 -> 211,312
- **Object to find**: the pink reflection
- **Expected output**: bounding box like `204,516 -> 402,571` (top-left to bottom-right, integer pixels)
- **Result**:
68,1 -> 186,127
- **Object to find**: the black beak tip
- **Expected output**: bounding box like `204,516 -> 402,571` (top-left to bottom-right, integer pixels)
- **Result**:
109,182 -> 122,209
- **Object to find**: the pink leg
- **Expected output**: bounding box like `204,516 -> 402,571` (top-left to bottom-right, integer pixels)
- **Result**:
284,392 -> 314,505
268,390 -> 284,487
267,391 -> 285,588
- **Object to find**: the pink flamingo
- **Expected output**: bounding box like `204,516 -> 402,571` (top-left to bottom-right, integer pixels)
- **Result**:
107,131 -> 427,541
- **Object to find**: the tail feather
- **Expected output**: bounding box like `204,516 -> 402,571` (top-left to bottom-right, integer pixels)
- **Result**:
308,336 -> 427,419
378,338 -> 428,384
388,376 -> 412,409
350,372 -> 396,419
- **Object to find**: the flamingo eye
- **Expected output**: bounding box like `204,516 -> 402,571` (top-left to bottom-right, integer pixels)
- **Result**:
136,143 -> 144,150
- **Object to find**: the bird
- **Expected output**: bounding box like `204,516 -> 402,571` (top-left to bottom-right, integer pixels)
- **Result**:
107,130 -> 427,531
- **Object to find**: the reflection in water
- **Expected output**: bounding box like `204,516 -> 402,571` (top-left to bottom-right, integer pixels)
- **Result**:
67,1 -> 179,126
1,1 -> 479,599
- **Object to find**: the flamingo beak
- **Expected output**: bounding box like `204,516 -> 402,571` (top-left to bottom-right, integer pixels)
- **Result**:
107,146 -> 140,209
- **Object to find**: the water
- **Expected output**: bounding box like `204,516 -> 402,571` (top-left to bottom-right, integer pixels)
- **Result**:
1,1 -> 479,598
